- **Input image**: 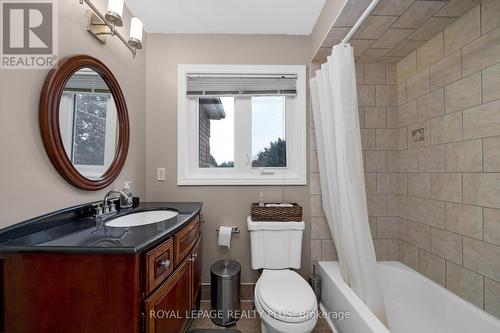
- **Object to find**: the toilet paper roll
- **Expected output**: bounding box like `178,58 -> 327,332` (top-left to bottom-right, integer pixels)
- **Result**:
218,226 -> 233,248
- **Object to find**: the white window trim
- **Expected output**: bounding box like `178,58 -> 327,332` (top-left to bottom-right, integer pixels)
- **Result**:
178,64 -> 307,186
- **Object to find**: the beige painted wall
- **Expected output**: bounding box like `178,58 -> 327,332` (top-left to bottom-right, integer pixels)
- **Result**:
0,0 -> 147,226
145,34 -> 312,283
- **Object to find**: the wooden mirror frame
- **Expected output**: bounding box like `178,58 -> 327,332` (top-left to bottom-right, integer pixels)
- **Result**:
39,55 -> 130,191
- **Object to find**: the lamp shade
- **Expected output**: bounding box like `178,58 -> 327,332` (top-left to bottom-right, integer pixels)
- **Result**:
129,17 -> 143,43
107,0 -> 124,17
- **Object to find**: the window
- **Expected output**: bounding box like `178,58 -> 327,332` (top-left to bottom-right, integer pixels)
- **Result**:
178,65 -> 306,185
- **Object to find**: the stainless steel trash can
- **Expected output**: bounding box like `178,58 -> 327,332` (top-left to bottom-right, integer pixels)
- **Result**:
210,260 -> 241,326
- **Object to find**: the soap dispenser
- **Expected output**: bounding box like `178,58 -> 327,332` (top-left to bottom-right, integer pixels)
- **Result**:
122,181 -> 134,208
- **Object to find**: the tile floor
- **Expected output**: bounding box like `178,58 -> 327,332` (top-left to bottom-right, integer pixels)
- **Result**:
188,301 -> 332,333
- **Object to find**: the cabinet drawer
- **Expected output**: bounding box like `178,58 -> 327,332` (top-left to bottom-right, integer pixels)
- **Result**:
174,216 -> 200,265
146,238 -> 174,295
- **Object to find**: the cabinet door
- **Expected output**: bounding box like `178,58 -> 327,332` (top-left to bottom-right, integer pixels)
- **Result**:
190,236 -> 202,309
145,259 -> 191,333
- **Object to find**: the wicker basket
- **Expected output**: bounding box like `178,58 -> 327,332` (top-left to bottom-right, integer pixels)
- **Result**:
251,203 -> 303,221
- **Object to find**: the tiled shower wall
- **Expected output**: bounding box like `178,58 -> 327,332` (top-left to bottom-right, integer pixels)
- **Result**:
310,62 -> 400,265
395,0 -> 500,319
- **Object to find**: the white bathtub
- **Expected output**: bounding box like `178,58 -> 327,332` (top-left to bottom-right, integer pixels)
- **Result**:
317,261 -> 500,333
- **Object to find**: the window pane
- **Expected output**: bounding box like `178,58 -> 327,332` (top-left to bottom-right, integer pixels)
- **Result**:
72,93 -> 109,166
252,96 -> 286,167
199,97 -> 234,168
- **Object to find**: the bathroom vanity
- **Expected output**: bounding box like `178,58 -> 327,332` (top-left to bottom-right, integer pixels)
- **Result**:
0,202 -> 203,333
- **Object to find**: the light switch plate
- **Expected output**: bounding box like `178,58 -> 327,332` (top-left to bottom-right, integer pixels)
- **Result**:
157,168 -> 166,181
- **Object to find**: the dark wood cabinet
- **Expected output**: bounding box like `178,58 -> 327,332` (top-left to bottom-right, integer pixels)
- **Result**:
0,213 -> 202,333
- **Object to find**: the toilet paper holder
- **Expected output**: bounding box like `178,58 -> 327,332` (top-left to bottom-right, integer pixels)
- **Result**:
216,226 -> 240,233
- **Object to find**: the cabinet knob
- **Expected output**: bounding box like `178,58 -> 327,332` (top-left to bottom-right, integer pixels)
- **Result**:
191,252 -> 198,261
159,259 -> 170,270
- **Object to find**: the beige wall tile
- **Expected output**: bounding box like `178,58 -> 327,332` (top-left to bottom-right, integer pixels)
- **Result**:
310,172 -> 321,195
410,17 -> 456,40
365,63 -> 386,84
398,100 -> 418,127
358,84 -> 376,106
482,63 -> 500,104
376,85 -> 397,106
443,5 -> 480,56
431,227 -> 463,264
310,150 -> 319,172
356,63 -> 365,84
399,148 -> 418,172
376,129 -> 399,150
419,145 -> 445,172
369,217 -> 377,238
435,0 -> 480,17
445,72 -> 482,114
386,107 -> 399,128
392,1 -> 447,29
463,100 -> 500,140
445,202 -> 483,239
399,196 -> 419,221
311,217 -> 332,240
397,51 -> 417,83
418,249 -> 445,286
404,221 -> 431,250
418,198 -> 445,228
373,0 -> 414,16
321,240 -> 338,260
463,237 -> 500,281
367,194 -> 388,216
408,120 -> 431,148
398,127 -> 408,150
377,217 -> 400,238
418,88 -> 444,121
387,150 -> 399,171
372,29 -> 414,49
311,195 -> 323,217
430,172 -> 462,202
408,172 -> 430,198
359,107 -> 366,128
388,239 -> 399,260
417,32 -> 443,72
355,16 -> 398,39
397,81 -> 407,106
365,151 -> 387,172
431,111 -> 463,144
361,129 -> 377,150
311,240 -> 321,261
399,240 -> 419,270
483,136 -> 500,172
388,195 -> 399,216
407,68 -> 430,101
365,173 -> 377,194
352,39 -> 376,58
377,173 -> 407,195
365,107 -> 387,128
463,173 -> 500,209
445,139 -> 482,172
374,239 -> 388,260
462,26 -> 500,76
386,63 -> 397,85
483,208 -> 500,246
359,49 -> 391,64
485,278 -> 500,318
430,50 -> 462,91
446,261 -> 484,307
482,0 -> 500,34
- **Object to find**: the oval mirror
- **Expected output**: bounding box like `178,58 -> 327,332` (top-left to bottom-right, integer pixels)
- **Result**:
40,55 -> 129,190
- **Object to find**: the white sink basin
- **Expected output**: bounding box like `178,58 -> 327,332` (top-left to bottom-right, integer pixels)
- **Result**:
105,210 -> 178,227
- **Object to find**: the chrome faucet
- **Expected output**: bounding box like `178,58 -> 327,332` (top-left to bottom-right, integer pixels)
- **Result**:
94,190 -> 133,219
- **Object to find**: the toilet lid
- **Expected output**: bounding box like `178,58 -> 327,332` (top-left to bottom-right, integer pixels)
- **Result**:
256,270 -> 317,323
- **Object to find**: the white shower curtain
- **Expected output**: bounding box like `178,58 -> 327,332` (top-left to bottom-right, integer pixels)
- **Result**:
310,43 -> 387,324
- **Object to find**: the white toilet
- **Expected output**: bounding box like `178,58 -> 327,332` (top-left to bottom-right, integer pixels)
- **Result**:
247,217 -> 318,333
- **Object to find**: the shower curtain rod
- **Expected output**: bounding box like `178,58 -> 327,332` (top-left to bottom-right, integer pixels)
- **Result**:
342,0 -> 382,44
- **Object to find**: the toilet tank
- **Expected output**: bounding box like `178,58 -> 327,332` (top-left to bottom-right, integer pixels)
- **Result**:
247,217 -> 305,270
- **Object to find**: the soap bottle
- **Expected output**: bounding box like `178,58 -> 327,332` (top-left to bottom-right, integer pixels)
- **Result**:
122,181 -> 134,208
258,192 -> 265,207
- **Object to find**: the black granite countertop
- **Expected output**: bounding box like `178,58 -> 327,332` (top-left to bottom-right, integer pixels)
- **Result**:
0,202 -> 202,254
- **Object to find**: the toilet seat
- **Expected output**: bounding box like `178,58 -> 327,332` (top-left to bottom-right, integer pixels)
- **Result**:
255,269 -> 317,324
